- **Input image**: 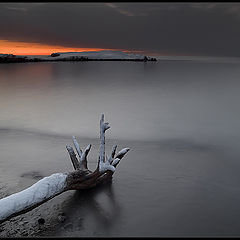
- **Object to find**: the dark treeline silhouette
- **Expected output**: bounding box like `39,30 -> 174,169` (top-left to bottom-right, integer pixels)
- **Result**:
0,53 -> 157,63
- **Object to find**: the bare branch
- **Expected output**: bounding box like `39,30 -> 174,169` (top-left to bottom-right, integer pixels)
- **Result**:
112,158 -> 121,167
72,136 -> 82,159
0,114 -> 130,225
112,148 -> 130,168
72,136 -> 91,170
66,145 -> 80,170
98,114 -> 116,173
0,173 -> 68,224
115,148 -> 130,160
99,114 -> 105,166
80,144 -> 91,170
107,145 -> 117,165
111,145 -> 117,159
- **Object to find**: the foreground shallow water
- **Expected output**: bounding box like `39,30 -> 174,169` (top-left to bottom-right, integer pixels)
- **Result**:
1,130 -> 240,237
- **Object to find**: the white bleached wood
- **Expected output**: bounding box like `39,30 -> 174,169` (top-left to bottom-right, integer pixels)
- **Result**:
0,173 -> 67,222
81,144 -> 91,162
112,158 -> 120,166
99,114 -> 115,173
107,145 -> 117,164
66,145 -> 80,170
80,144 -> 91,170
0,114 -> 130,224
72,136 -> 91,170
111,145 -> 117,158
72,136 -> 82,159
115,148 -> 130,159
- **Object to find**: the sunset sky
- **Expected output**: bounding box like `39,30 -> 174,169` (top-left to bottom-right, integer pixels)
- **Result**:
0,39 -> 115,55
1,3 -> 240,57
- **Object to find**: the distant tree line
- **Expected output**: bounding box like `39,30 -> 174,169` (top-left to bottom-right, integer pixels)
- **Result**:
0,53 -> 157,63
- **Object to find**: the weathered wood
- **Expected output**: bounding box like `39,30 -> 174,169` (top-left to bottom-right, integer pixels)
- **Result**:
66,145 -> 80,170
72,136 -> 82,159
98,114 -> 115,173
80,143 -> 91,170
99,114 -> 108,168
0,114 -> 130,224
72,136 -> 91,170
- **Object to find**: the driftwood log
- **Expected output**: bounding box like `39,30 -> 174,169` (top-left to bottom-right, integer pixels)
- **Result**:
0,114 -> 130,224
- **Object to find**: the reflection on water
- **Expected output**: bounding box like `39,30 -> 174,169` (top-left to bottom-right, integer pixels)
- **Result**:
50,182 -> 122,237
1,60 -> 240,236
1,60 -> 240,143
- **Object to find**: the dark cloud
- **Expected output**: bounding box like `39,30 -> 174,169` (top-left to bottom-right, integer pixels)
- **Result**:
0,3 -> 240,57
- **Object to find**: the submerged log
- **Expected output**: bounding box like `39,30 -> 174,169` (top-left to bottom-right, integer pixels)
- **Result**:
0,114 -> 130,224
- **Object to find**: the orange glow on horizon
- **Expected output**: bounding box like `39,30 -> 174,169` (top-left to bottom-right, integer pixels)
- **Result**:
0,40 -> 115,55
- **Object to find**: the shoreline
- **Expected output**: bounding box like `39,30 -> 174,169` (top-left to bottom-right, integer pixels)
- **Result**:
0,53 -> 157,64
0,58 -> 157,64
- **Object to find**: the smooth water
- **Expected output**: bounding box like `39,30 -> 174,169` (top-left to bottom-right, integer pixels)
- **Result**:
1,60 -> 240,236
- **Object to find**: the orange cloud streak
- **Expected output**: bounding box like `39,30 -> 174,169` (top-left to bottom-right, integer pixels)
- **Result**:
0,40 -> 113,55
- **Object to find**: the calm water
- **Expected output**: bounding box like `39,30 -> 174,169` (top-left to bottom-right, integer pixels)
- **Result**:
1,60 -> 240,236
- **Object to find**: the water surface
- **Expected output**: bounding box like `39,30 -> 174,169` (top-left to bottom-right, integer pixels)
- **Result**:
0,60 -> 240,236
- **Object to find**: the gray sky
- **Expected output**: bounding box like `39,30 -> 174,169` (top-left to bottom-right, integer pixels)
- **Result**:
1,2 -> 240,57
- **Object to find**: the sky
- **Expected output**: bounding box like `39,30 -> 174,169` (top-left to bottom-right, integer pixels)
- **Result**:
0,2 -> 240,57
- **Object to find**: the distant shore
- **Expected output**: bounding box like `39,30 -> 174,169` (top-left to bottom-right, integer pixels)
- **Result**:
0,53 -> 157,64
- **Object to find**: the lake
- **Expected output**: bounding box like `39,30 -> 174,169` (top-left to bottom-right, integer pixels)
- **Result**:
1,59 -> 240,236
